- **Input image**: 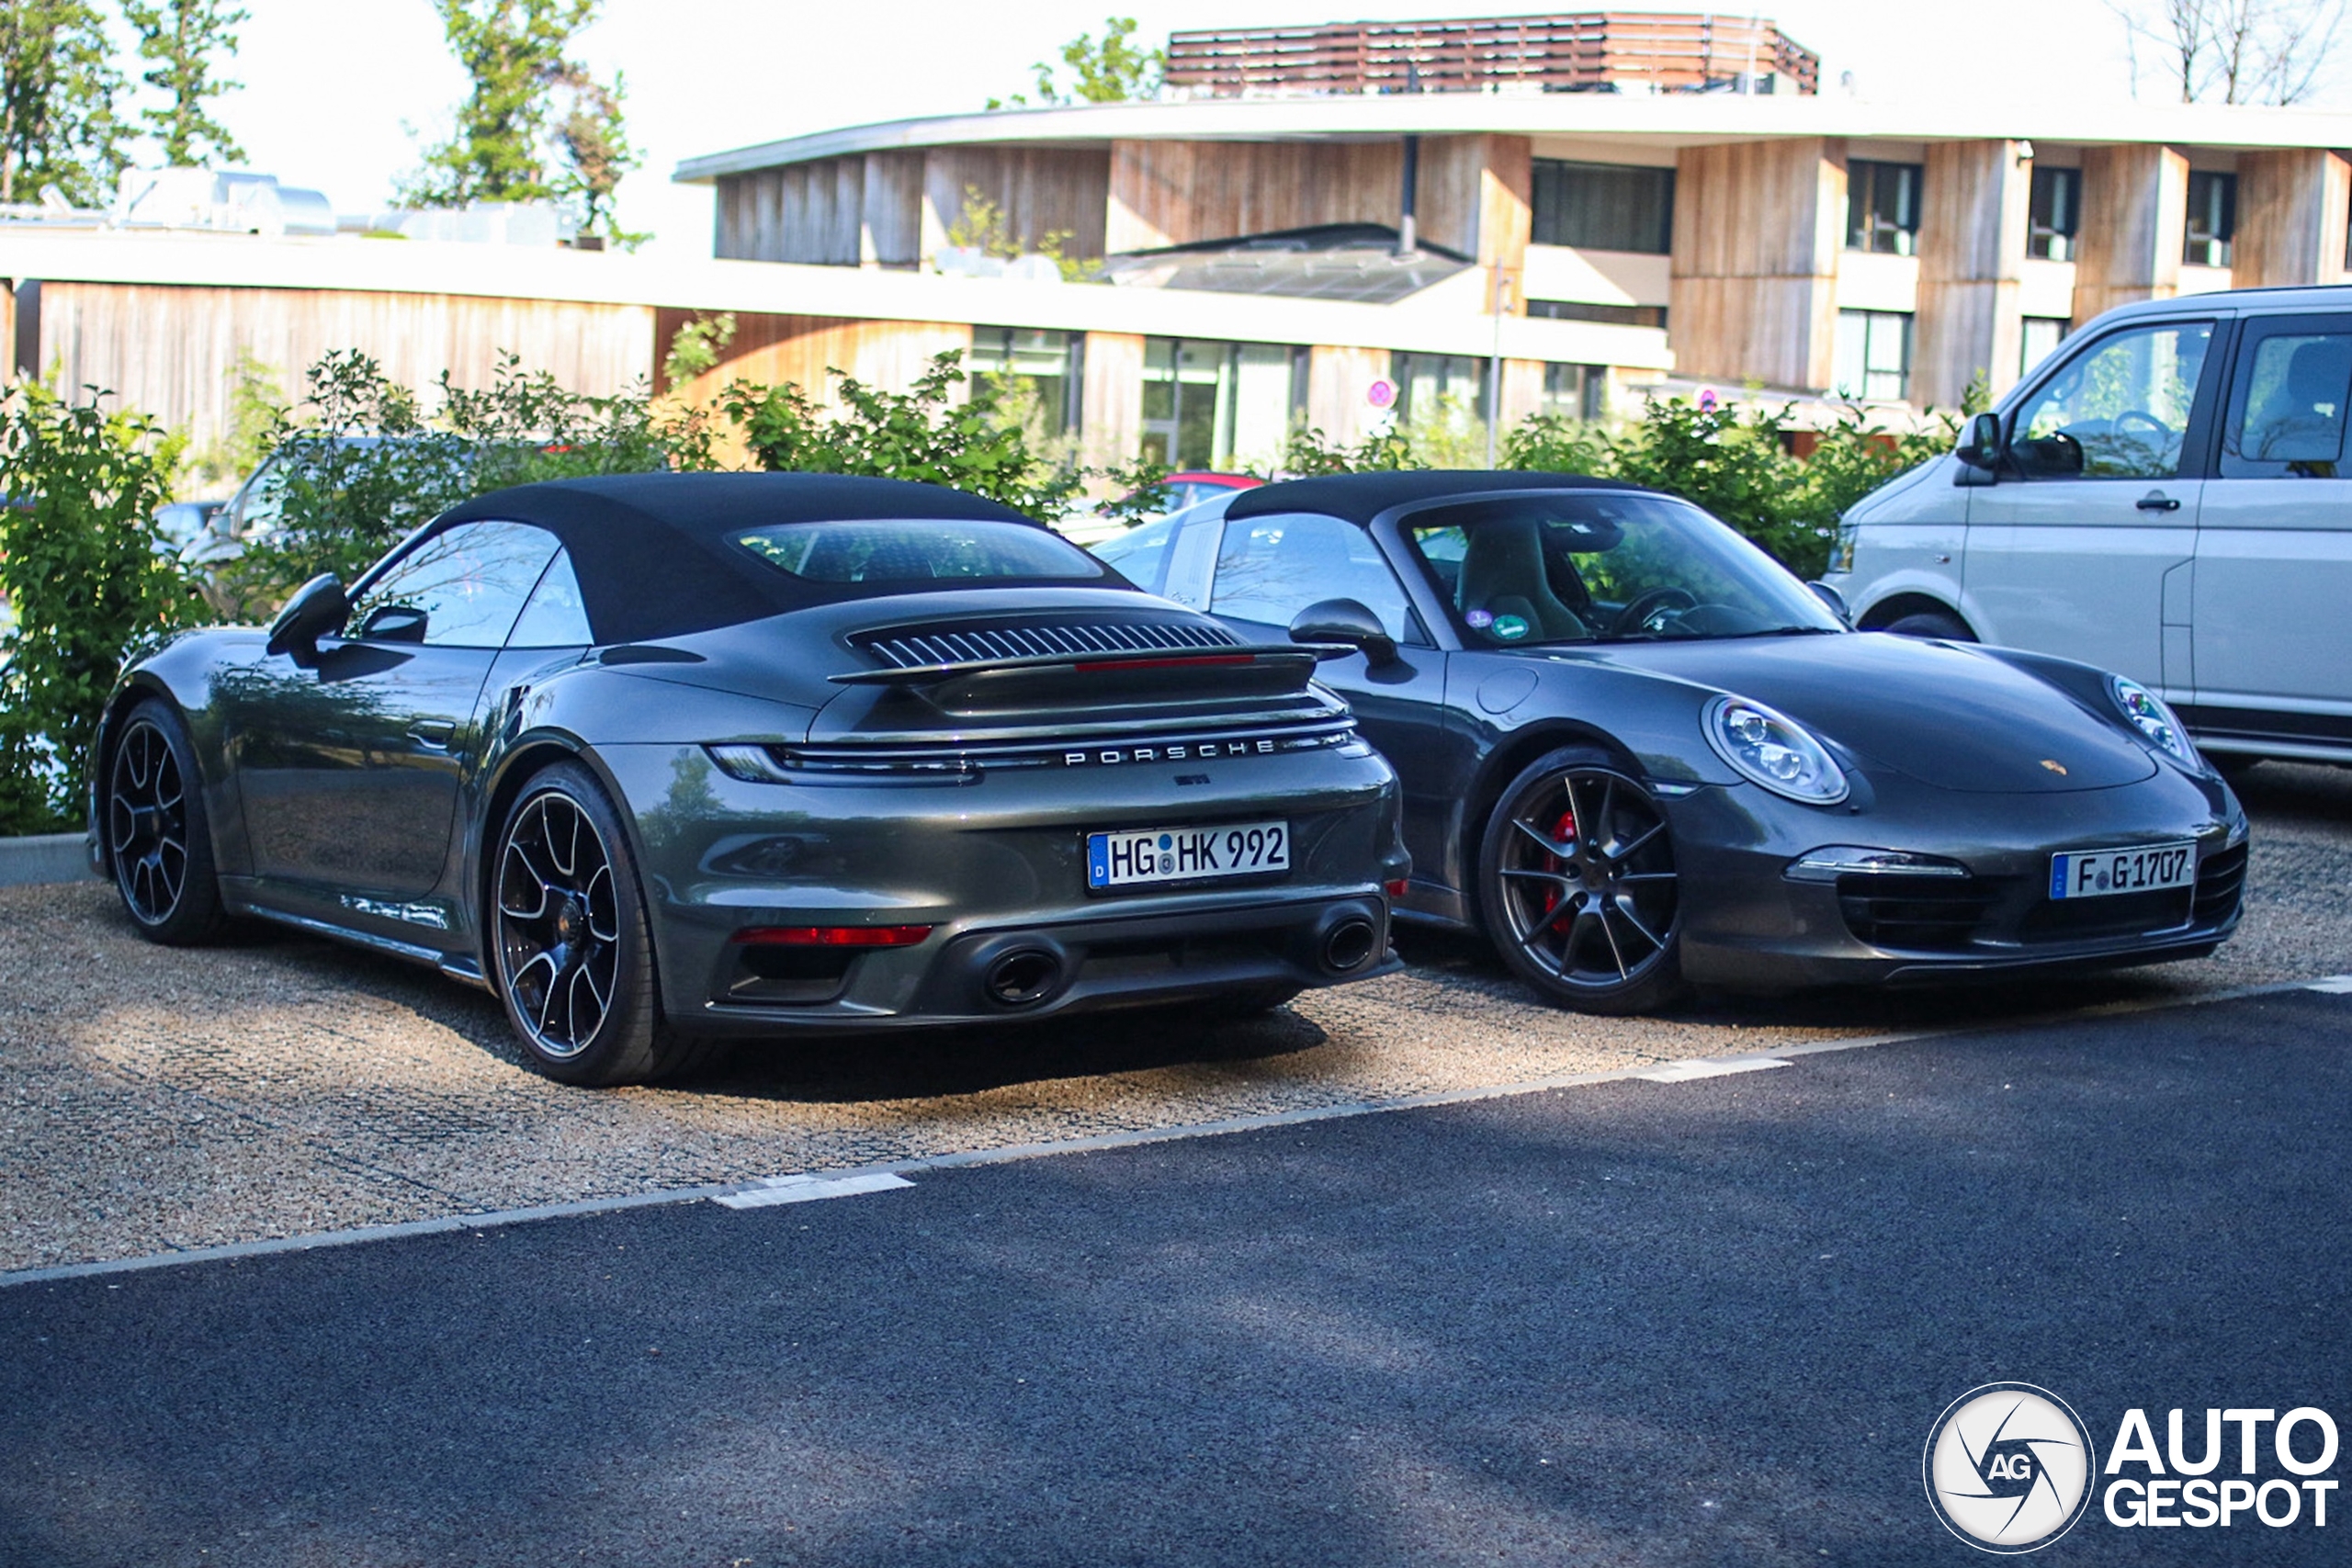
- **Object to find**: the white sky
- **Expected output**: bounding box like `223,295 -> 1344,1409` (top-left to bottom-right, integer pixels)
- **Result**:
175,0 -> 2339,257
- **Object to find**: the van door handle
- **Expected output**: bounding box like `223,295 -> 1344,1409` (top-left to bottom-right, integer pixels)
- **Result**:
408,719 -> 457,749
2136,493 -> 2182,512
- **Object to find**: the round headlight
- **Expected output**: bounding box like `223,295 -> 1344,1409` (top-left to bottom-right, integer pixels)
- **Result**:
2109,675 -> 2202,770
1704,695 -> 1849,806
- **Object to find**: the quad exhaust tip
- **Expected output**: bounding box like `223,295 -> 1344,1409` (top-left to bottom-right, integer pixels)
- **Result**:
982,947 -> 1064,1008
1320,917 -> 1378,974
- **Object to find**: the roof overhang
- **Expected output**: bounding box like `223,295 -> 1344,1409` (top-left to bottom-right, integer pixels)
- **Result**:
674,94 -> 2352,184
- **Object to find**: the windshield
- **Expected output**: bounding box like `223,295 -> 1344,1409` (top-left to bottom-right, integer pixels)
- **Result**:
1405,492 -> 1843,645
733,519 -> 1105,584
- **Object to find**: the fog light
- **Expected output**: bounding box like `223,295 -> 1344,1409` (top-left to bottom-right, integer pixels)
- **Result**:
731,925 -> 933,946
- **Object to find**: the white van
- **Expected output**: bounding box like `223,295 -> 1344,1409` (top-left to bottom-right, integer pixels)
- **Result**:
1822,286 -> 2352,769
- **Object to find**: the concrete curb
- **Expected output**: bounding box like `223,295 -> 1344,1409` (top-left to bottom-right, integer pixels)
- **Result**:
0,832 -> 96,887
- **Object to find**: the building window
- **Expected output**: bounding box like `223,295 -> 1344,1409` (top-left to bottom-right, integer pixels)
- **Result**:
1833,310 -> 1914,400
969,327 -> 1080,440
1526,299 -> 1668,330
1530,160 -> 1675,254
1541,363 -> 1607,421
2185,171 -> 2236,267
1391,352 -> 1490,425
2028,167 -> 2080,262
2020,316 -> 2072,378
1847,160 -> 1923,256
1141,339 -> 1300,470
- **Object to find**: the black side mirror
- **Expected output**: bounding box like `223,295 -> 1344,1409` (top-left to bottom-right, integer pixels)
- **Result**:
1288,598 -> 1398,666
266,573 -> 348,667
1956,411 -> 2004,470
357,604 -> 428,644
1804,580 -> 1851,626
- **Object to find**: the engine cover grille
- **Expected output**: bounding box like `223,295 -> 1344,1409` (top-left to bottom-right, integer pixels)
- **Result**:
855,616 -> 1240,670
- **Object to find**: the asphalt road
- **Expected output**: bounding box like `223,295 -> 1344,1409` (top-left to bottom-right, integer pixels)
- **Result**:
6,987 -> 2347,1567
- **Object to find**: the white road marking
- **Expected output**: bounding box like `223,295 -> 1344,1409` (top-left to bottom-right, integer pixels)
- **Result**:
1634,1055 -> 1792,1083
711,1172 -> 914,1210
2305,976 -> 2352,994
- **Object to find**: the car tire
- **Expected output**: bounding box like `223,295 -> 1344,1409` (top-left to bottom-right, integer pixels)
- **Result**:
1882,609 -> 1976,642
490,761 -> 707,1087
1476,746 -> 1685,1016
105,699 -> 228,945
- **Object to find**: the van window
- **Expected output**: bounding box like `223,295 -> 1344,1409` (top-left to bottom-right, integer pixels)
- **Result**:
2008,321 -> 2213,479
2222,326 -> 2352,478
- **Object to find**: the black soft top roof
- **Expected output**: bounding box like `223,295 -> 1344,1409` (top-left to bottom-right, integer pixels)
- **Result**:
431,472 -> 1046,644
1227,469 -> 1649,525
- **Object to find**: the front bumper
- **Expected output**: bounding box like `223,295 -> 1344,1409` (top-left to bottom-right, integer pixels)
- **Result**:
1666,763 -> 2247,992
597,740 -> 1408,1032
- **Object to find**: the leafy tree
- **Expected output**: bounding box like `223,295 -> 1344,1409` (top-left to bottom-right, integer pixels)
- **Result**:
122,0 -> 247,166
0,0 -> 127,206
989,16 -> 1163,109
403,0 -> 638,241
660,311 -> 736,389
723,352 -> 1086,515
0,381 -> 201,831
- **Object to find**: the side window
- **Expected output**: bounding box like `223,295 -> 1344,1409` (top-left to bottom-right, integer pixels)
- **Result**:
1091,513 -> 1181,593
506,548 -> 594,646
2221,321 -> 2352,478
347,521 -> 561,649
1209,512 -> 1418,642
2008,321 -> 2214,479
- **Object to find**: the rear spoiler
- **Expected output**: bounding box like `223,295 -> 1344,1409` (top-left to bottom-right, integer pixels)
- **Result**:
830,644 -> 1341,715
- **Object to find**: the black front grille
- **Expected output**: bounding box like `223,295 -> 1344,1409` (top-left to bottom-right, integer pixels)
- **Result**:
2193,842 -> 2250,925
2019,888 -> 2194,944
856,617 -> 1240,670
1838,874 -> 1999,952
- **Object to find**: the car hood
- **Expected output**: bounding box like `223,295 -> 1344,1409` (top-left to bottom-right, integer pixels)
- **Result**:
1542,632 -> 2158,793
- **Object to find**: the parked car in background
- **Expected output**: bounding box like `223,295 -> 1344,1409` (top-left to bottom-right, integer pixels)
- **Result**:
1824,286 -> 2352,772
153,499 -> 227,555
1099,472 -> 2247,1014
96,473 -> 1407,1085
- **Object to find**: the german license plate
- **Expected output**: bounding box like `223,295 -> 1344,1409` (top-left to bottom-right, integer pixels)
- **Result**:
1088,821 -> 1289,889
2049,841 -> 2197,900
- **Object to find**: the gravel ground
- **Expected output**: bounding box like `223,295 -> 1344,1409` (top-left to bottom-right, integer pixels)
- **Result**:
5,762 -> 2347,1274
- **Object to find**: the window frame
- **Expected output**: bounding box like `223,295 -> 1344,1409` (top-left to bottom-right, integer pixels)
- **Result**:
344,518 -> 564,650
1846,159 -> 1925,256
1998,315 -> 2233,483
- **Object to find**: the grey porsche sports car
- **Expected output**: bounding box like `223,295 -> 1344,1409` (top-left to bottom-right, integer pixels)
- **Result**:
1098,471 -> 2248,1013
93,473 -> 1408,1084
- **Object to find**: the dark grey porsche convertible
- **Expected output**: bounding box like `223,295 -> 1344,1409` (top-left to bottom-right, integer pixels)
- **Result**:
94,473 -> 1408,1084
1098,471 -> 2248,1013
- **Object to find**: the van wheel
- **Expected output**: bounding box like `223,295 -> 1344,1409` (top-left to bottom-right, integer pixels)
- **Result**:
1883,610 -> 1976,642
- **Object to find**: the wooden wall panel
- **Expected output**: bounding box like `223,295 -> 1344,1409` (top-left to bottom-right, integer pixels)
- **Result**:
39,282 -> 654,456
1080,331 -> 1146,468
1107,139 -> 1407,253
919,147 -> 1113,265
2073,143 -> 2188,321
717,160 -> 869,265
658,308 -> 970,410
1669,139 -> 1845,389
1305,344 -> 1394,446
861,151 -> 924,267
1915,139 -> 2031,406
2233,148 -> 2351,288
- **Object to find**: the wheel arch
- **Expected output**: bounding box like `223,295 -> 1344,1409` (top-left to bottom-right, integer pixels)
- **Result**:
88,673 -> 198,846
1457,719 -> 1648,931
1855,590 -> 1976,636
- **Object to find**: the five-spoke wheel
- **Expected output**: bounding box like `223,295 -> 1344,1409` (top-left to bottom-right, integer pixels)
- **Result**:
1477,746 -> 1683,1014
107,703 -> 223,943
490,762 -> 705,1085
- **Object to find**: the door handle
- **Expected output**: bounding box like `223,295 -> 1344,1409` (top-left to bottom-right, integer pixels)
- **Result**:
2135,493 -> 2182,513
407,719 -> 457,749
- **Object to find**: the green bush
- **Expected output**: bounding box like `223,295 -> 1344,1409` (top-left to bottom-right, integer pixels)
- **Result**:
0,384 -> 205,833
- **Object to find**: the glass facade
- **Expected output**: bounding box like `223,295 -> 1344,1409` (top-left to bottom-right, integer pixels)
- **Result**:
968,327 -> 1080,439
1530,160 -> 1676,254
1391,352 -> 1491,425
1540,363 -> 1608,421
1847,160 -> 1923,256
2027,167 -> 2079,262
2185,171 -> 2236,267
1526,299 -> 1667,330
1140,339 -> 1305,470
1832,310 -> 1913,400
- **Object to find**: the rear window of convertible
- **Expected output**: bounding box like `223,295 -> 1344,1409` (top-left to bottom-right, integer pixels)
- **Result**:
733,519 -> 1105,583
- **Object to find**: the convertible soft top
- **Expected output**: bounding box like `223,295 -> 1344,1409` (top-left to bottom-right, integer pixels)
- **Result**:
1227,469 -> 1648,525
430,472 -> 1045,645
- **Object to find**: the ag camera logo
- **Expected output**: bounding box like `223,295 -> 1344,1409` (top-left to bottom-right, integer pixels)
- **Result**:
1923,1383 -> 2096,1553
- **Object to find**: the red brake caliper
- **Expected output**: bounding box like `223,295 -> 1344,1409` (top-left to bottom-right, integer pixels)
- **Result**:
1537,798 -> 1578,921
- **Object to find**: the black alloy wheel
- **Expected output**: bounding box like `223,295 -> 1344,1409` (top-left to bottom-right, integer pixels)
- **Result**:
107,701 -> 224,944
491,761 -> 707,1086
1477,746 -> 1684,1015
